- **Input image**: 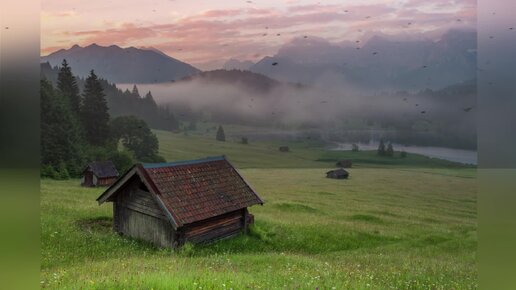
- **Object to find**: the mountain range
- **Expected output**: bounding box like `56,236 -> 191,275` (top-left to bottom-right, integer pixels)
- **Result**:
41,44 -> 200,83
250,29 -> 477,90
41,29 -> 476,91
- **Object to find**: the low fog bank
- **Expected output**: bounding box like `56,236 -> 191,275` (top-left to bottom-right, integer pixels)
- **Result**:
118,76 -> 476,149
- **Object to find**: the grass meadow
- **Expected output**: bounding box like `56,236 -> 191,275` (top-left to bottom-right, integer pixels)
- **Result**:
41,130 -> 477,289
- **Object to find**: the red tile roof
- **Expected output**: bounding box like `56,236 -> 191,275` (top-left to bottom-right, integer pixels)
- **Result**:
97,156 -> 263,227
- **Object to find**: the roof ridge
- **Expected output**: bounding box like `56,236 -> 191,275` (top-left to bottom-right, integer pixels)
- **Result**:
142,155 -> 226,169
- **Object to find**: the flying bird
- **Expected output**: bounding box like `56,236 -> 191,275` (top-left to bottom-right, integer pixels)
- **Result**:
422,65 -> 428,68
415,104 -> 419,106
463,107 -> 473,112
510,27 -> 514,30
420,111 -> 426,114
304,36 -> 308,38
372,52 -> 378,55
320,101 -> 328,104
403,98 -> 407,101
272,62 -> 278,66
277,33 -> 281,36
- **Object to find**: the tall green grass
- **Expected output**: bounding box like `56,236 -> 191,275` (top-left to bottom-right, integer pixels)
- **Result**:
41,166 -> 477,289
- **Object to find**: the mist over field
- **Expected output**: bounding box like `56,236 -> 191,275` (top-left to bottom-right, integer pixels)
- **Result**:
118,74 -> 476,148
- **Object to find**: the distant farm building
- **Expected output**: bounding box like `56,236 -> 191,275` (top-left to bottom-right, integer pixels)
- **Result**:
336,160 -> 353,168
81,161 -> 119,187
326,168 -> 349,179
96,156 -> 263,248
279,146 -> 290,152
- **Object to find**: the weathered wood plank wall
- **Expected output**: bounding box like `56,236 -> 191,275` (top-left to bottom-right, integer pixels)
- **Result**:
182,209 -> 245,244
114,181 -> 175,248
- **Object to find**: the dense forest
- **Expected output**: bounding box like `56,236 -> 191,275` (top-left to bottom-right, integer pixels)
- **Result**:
41,62 -> 179,131
41,60 -> 165,179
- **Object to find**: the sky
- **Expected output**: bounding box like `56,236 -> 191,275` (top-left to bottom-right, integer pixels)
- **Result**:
41,0 -> 476,69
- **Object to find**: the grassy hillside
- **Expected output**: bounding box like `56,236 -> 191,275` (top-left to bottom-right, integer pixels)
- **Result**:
41,129 -> 476,289
41,167 -> 476,289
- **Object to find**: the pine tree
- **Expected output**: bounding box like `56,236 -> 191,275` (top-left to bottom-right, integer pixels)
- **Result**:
216,125 -> 226,142
144,91 -> 157,107
132,85 -> 140,97
41,79 -> 84,176
377,140 -> 386,156
57,59 -> 81,114
386,142 -> 394,157
81,70 -> 111,146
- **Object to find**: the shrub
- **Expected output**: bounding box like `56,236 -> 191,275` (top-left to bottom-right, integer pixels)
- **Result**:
57,162 -> 70,180
41,164 -> 57,178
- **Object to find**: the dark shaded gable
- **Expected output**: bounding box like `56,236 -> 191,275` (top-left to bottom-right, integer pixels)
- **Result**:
97,156 -> 263,229
85,161 -> 119,178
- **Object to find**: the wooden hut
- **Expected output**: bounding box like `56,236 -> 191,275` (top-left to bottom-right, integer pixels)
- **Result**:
336,159 -> 353,168
96,156 -> 264,248
81,161 -> 119,187
326,168 -> 349,179
279,146 -> 290,152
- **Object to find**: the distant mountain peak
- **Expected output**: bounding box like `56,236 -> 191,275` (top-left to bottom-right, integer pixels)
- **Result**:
41,44 -> 200,83
223,58 -> 255,70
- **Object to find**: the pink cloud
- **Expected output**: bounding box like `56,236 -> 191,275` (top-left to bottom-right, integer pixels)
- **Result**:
42,2 -> 477,65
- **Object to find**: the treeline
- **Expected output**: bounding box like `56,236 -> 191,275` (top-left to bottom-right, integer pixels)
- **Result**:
41,62 -> 179,131
41,60 -> 165,179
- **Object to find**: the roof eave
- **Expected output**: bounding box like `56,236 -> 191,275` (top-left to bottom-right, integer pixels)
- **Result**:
96,164 -> 182,230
